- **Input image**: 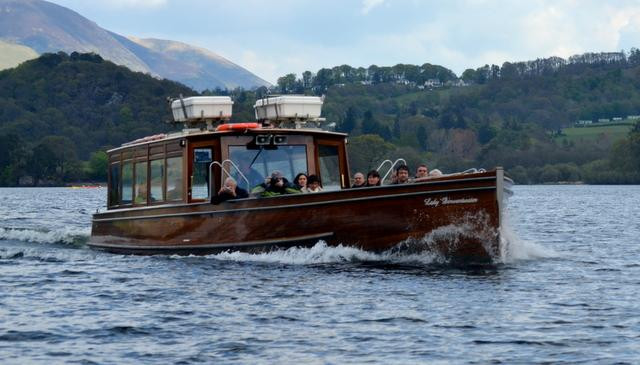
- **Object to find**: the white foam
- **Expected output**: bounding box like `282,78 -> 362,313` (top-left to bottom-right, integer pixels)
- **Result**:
206,241 -> 383,265
498,218 -> 559,263
0,227 -> 90,245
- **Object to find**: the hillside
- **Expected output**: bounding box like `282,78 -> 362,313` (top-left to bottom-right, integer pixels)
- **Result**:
0,40 -> 39,69
0,52 -> 193,156
223,51 -> 640,183
1,51 -> 639,186
0,0 -> 270,90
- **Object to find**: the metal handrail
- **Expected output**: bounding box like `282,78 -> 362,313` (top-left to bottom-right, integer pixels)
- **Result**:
380,158 -> 407,185
375,159 -> 393,174
209,159 -> 251,193
461,168 -> 486,174
221,159 -> 251,190
209,160 -> 251,198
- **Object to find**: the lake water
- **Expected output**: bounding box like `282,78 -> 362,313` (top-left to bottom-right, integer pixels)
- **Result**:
1,186 -> 639,364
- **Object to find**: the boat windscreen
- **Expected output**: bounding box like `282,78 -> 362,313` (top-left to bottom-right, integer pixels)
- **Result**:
229,145 -> 307,190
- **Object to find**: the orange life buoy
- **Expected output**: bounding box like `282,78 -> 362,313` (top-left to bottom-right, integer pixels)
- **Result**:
215,123 -> 260,131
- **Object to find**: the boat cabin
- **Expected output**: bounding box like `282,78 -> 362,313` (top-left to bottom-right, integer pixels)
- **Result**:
105,96 -> 350,210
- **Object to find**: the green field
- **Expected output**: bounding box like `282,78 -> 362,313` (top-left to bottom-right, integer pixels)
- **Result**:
0,40 -> 39,70
557,122 -> 635,145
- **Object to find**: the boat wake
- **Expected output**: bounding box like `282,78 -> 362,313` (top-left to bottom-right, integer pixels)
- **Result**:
0,216 -> 558,266
0,227 -> 90,246
204,217 -> 558,266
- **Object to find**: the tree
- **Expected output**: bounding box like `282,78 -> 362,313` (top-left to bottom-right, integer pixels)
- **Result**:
87,151 -> 108,181
277,73 -> 297,94
347,134 -> 396,173
339,107 -> 358,134
416,125 -> 428,151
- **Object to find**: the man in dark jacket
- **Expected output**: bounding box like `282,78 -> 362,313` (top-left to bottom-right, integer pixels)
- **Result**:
213,177 -> 249,204
251,171 -> 299,197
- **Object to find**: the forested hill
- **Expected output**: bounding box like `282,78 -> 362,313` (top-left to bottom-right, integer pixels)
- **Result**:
0,52 -> 194,154
0,51 -> 194,185
1,50 -> 639,186
237,50 -> 640,183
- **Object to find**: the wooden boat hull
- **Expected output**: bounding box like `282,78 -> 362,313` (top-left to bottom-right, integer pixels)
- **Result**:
89,169 -> 512,262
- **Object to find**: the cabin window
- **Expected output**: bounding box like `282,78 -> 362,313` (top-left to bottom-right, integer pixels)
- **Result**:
228,145 -> 307,189
121,161 -> 133,204
192,148 -> 213,200
134,162 -> 148,204
150,159 -> 164,202
166,156 -> 183,201
318,145 -> 341,191
109,163 -> 120,206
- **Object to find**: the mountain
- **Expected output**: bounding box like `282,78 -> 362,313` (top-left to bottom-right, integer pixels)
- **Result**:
0,0 -> 270,90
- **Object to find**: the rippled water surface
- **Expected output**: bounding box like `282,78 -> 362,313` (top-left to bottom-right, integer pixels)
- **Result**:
1,186 -> 639,364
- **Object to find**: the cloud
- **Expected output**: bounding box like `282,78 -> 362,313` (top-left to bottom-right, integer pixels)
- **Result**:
361,0 -> 384,14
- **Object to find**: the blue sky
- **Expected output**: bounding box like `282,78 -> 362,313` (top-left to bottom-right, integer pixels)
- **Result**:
49,0 -> 640,83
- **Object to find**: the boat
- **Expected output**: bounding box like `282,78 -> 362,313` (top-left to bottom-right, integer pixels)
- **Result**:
88,95 -> 512,262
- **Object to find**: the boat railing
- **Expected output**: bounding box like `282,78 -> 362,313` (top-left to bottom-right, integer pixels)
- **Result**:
379,158 -> 407,185
375,160 -> 393,181
209,160 -> 251,197
461,168 -> 486,174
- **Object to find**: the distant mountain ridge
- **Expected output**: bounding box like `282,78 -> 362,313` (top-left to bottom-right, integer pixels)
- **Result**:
0,0 -> 270,90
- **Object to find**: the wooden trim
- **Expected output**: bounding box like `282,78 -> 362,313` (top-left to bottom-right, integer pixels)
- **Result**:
94,185 -> 496,222
88,232 -> 334,251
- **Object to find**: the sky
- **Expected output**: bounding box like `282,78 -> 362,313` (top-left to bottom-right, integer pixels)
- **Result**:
48,0 -> 640,84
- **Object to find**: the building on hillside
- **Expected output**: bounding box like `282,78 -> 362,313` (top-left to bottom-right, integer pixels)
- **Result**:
424,79 -> 442,88
576,120 -> 592,126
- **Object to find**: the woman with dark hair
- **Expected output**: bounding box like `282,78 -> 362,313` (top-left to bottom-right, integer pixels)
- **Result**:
293,173 -> 308,191
305,174 -> 323,193
366,170 -> 381,187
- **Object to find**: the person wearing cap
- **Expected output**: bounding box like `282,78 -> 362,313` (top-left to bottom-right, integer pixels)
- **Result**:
251,170 -> 299,197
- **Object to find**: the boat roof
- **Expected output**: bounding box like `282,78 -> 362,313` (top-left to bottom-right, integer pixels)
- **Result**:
108,126 -> 348,153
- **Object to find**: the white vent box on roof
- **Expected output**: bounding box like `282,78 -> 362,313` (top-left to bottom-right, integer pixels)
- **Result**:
171,96 -> 233,122
254,95 -> 323,120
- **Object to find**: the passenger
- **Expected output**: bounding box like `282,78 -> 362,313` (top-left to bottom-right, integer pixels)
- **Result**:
305,174 -> 323,193
415,164 -> 429,179
366,170 -> 381,187
134,183 -> 147,204
213,177 -> 249,204
393,164 -> 411,184
251,171 -> 299,197
293,173 -> 308,191
428,169 -> 443,178
351,172 -> 366,188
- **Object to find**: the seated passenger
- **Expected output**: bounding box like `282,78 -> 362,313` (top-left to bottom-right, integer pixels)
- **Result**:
251,171 -> 299,197
428,169 -> 443,178
305,174 -> 323,193
213,177 -> 248,204
134,183 -> 147,204
366,170 -> 381,187
415,164 -> 429,179
351,172 -> 366,188
293,173 -> 308,191
393,164 -> 411,184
